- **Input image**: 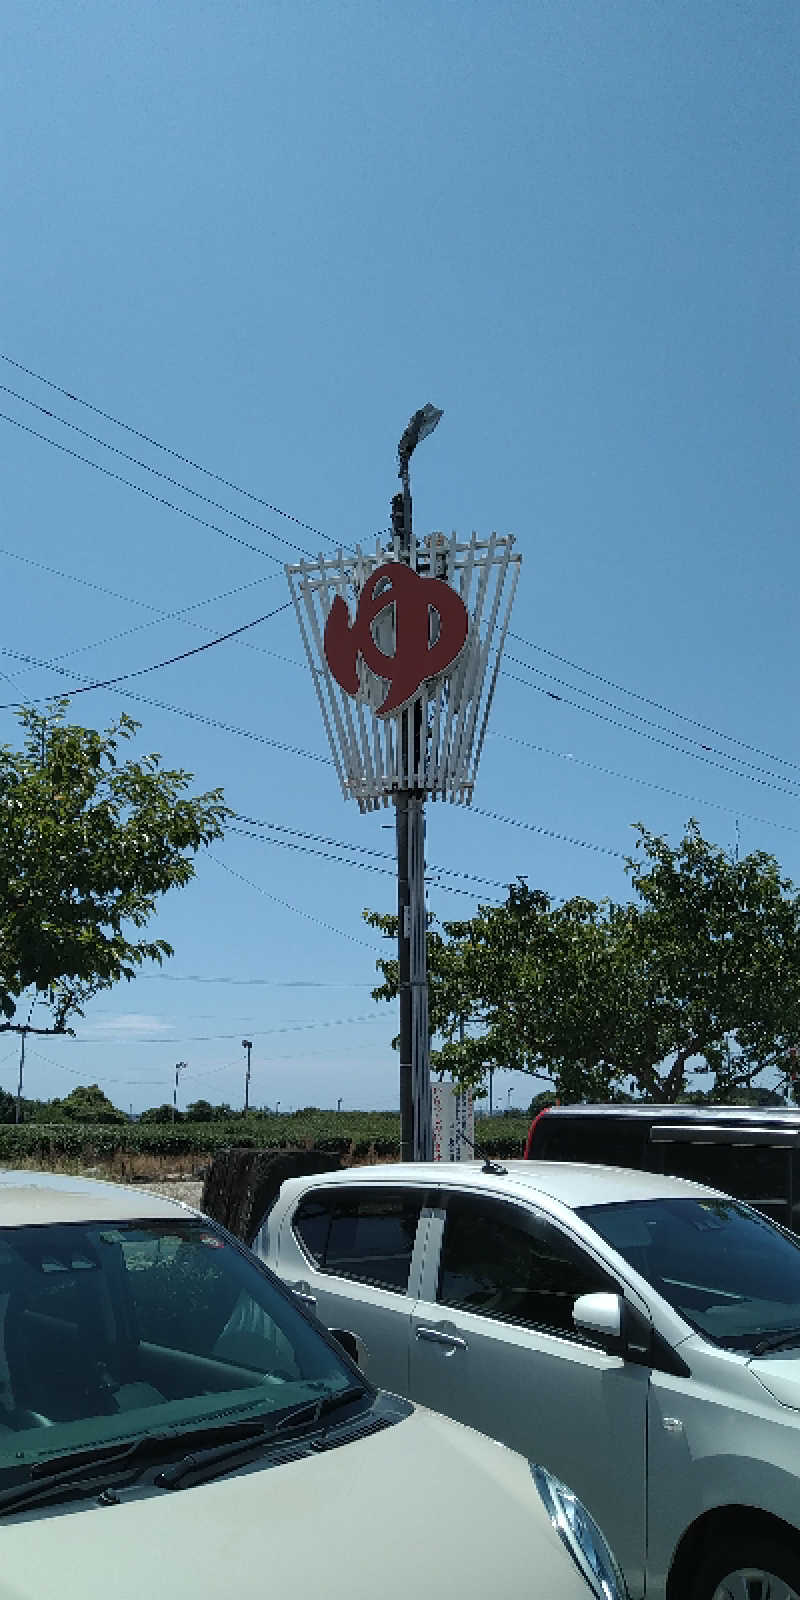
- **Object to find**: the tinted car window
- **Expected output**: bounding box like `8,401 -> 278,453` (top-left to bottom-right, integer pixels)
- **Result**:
534,1115 -> 648,1171
437,1193 -> 614,1338
293,1188 -> 422,1294
656,1138 -> 789,1225
578,1196 -> 800,1351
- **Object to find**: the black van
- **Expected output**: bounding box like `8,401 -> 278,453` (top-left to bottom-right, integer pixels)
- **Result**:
524,1103 -> 800,1232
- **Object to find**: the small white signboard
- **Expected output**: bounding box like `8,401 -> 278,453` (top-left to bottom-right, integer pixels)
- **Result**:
432,1081 -> 474,1162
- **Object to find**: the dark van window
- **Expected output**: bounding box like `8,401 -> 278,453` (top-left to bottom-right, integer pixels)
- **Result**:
535,1114 -> 647,1172
656,1138 -> 791,1228
293,1188 -> 422,1294
437,1193 -> 615,1339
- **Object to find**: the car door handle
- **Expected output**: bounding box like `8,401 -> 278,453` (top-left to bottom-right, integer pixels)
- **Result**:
415,1326 -> 468,1352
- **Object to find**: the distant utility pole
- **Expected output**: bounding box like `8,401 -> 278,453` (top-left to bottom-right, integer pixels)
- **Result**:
242,1038 -> 252,1112
173,1061 -> 188,1122
15,1030 -> 26,1125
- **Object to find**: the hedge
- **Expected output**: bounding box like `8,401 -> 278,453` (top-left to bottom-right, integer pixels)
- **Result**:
0,1113 -> 531,1163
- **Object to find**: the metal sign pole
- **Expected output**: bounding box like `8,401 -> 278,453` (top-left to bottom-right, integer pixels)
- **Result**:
394,440 -> 432,1161
408,793 -> 432,1159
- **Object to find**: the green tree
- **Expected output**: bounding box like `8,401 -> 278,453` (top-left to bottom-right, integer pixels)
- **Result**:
625,821 -> 800,1098
50,1083 -> 126,1124
140,1103 -> 183,1123
185,1099 -> 215,1121
366,822 -> 800,1104
0,703 -> 227,1038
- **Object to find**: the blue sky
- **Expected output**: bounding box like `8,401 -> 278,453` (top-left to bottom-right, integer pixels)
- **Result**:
0,0 -> 797,1112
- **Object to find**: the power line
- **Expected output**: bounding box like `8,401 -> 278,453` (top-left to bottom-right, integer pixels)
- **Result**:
0,410 -> 291,567
0,600 -> 293,705
0,381 -> 324,562
0,351 -> 338,549
504,657 -> 800,791
508,631 -> 800,780
499,675 -> 800,798
48,574 -> 286,665
489,735 -> 800,838
0,642 -> 331,765
228,818 -> 510,896
139,975 -> 375,986
209,854 -> 381,950
470,805 -> 626,859
72,1014 -> 385,1045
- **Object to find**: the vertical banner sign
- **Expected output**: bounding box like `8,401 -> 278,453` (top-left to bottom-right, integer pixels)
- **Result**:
432,1081 -> 475,1162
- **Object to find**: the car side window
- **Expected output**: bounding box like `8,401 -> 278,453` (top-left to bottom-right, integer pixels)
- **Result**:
293,1187 -> 423,1294
437,1193 -> 615,1339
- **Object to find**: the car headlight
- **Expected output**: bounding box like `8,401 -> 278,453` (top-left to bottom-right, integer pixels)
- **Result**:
531,1464 -> 628,1600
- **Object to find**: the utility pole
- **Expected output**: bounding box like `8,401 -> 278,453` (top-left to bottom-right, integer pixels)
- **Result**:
15,1030 -> 26,1125
241,1039 -> 252,1113
173,1061 -> 188,1122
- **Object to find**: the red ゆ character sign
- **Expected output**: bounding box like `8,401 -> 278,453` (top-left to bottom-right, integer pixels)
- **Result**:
323,562 -> 469,716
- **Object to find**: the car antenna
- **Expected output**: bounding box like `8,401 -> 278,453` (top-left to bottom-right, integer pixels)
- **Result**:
454,1126 -> 507,1176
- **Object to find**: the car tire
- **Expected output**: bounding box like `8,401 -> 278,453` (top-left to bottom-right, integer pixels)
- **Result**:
688,1533 -> 800,1600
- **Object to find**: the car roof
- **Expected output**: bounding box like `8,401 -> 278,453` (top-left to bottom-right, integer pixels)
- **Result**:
534,1103 -> 799,1125
285,1159 -> 722,1209
0,1170 -> 196,1227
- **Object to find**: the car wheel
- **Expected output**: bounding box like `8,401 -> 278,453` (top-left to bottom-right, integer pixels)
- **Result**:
689,1535 -> 800,1600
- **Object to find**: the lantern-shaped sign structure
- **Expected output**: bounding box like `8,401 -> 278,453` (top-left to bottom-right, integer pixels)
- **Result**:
286,528 -> 521,811
287,411 -> 520,1163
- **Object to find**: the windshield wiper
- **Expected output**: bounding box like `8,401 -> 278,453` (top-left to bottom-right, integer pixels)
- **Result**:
157,1386 -> 369,1491
272,1385 -> 366,1437
0,1418 -> 270,1517
750,1327 -> 800,1357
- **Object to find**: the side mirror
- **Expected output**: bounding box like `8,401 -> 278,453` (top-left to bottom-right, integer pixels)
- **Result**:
573,1292 -> 623,1350
573,1292 -> 655,1367
329,1328 -> 369,1372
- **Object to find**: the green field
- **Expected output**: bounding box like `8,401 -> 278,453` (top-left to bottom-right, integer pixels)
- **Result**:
0,1111 -> 530,1172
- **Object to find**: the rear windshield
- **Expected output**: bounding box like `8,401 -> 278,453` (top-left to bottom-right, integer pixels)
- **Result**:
577,1196 -> 800,1353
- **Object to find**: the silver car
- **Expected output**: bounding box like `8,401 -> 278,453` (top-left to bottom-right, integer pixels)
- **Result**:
260,1157 -> 800,1600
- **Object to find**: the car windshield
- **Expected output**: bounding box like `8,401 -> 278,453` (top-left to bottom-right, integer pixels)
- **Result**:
0,1217 -> 362,1482
577,1196 -> 800,1353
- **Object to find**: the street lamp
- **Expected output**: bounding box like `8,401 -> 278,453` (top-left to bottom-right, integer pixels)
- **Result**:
242,1039 -> 253,1114
173,1061 -> 188,1123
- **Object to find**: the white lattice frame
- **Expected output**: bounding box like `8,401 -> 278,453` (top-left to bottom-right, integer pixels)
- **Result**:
286,531 -> 521,812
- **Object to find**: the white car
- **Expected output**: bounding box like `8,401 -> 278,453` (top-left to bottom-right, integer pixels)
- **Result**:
0,1170 -> 624,1600
259,1157 -> 800,1600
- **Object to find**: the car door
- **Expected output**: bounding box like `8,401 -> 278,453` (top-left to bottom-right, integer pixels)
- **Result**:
409,1190 -> 648,1599
275,1182 -> 429,1395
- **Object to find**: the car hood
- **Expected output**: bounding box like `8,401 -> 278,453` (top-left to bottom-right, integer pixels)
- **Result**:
0,1405 -> 582,1600
750,1350 -> 800,1409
